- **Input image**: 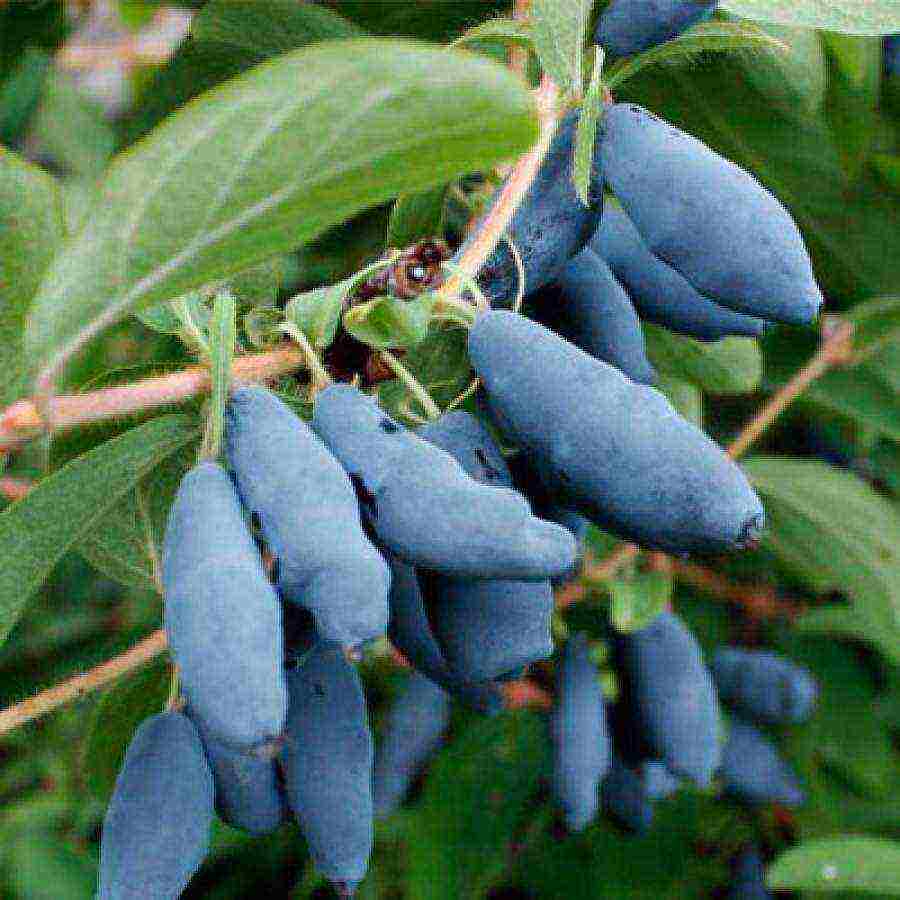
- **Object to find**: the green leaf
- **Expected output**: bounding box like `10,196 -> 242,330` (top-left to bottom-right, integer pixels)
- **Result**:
387,186 -> 448,248
744,457 -> 900,665
202,289 -> 236,461
643,326 -> 762,394
608,572 -> 672,633
0,148 -> 64,407
767,837 -> 900,894
847,295 -> 900,361
451,17 -> 534,52
344,294 -> 434,351
78,441 -> 197,593
244,305 -> 285,349
83,656 -> 170,803
404,711 -> 548,899
573,48 -> 604,206
605,20 -> 787,91
0,48 -> 52,147
191,0 -> 363,56
530,0 -> 591,96
8,833 -> 97,900
656,375 -> 703,427
286,259 -> 391,351
721,1 -> 900,34
0,415 -> 198,647
225,256 -> 285,310
25,39 -> 540,385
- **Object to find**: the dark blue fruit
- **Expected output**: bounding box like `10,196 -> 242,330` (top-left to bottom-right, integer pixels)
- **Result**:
601,758 -> 653,835
386,555 -> 503,715
528,249 -> 657,385
162,461 -> 286,749
190,712 -> 287,836
226,386 -> 390,647
374,672 -> 451,818
886,35 -> 900,76
640,760 -> 680,801
596,0 -> 717,56
720,718 -> 804,807
616,612 -> 720,786
469,311 -> 765,554
98,712 -> 214,900
599,103 -> 823,325
281,641 -> 374,890
312,384 -> 575,580
591,205 -> 768,341
455,109 -> 604,308
727,845 -> 772,899
418,412 -> 554,681
551,633 -> 611,831
711,648 -> 818,724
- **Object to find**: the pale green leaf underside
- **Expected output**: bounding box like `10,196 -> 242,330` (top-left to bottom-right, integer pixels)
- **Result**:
25,39 -> 539,384
721,0 -> 900,35
767,837 -> 900,893
0,415 -> 198,646
530,0 -> 592,96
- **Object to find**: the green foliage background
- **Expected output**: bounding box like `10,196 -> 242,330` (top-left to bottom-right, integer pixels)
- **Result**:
0,0 -> 897,897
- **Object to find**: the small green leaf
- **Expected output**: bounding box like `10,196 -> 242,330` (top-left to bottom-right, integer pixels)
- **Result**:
608,572 -> 672,633
657,375 -> 703,427
0,415 -> 198,647
451,17 -> 535,52
225,256 -> 284,310
387,186 -> 448,248
573,48 -> 605,206
344,294 -> 435,351
604,20 -> 787,90
25,39 -> 539,386
767,837 -> 900,894
0,149 -> 64,407
530,0 -> 592,96
83,656 -> 171,803
203,289 -> 237,461
847,296 -> 900,361
244,305 -> 285,349
720,1 -> 900,35
644,325 -> 762,394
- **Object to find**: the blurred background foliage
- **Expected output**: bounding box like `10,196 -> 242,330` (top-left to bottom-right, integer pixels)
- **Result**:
0,0 -> 897,897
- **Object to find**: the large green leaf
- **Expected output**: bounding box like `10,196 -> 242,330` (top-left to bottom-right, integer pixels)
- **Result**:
25,39 -> 539,385
404,711 -> 548,899
745,457 -> 900,664
768,837 -> 900,894
721,0 -> 900,34
0,149 -> 64,407
0,415 -> 198,647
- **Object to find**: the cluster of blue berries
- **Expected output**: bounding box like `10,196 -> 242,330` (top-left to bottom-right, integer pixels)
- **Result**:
97,4 -> 834,897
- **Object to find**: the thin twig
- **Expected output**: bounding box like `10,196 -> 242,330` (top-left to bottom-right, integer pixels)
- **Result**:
726,319 -> 854,460
278,324 -> 331,393
378,351 -> 441,421
0,630 -> 168,738
0,346 -> 305,453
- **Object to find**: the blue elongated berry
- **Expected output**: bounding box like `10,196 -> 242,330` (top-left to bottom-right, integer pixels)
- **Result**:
418,412 -> 553,681
454,110 -> 604,307
616,612 -> 720,786
601,758 -> 653,834
529,249 -> 657,386
727,845 -> 772,899
551,633 -> 611,831
599,104 -> 823,325
711,648 -> 818,725
386,555 -> 503,714
162,462 -> 286,749
190,712 -> 287,836
374,672 -> 451,818
640,760 -> 681,801
596,0 -> 717,56
99,712 -> 214,900
281,641 -> 374,890
720,719 -> 804,807
469,311 -> 765,554
886,35 -> 900,76
226,386 -> 390,647
591,206 -> 768,341
312,384 -> 575,580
